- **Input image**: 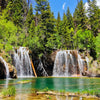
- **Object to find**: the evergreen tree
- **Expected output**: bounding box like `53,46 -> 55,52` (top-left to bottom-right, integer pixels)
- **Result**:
88,0 -> 100,36
26,3 -> 34,33
56,12 -> 61,30
73,0 -> 87,30
35,0 -> 56,52
61,13 -> 70,49
66,7 -> 74,29
2,0 -> 28,27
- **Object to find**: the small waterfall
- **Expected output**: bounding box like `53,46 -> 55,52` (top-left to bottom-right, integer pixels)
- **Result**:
85,56 -> 89,68
53,50 -> 88,77
53,51 -> 69,76
13,47 -> 33,77
0,57 -> 9,78
78,54 -> 84,75
37,60 -> 48,76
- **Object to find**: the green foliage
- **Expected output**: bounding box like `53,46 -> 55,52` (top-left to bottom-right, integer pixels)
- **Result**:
2,86 -> 16,96
73,0 -> 87,30
0,0 -> 100,60
0,18 -> 17,52
74,29 -> 95,50
60,13 -> 74,49
42,87 -> 49,92
95,33 -> 100,59
88,0 -> 100,36
77,89 -> 100,96
3,0 -> 28,27
59,90 -> 66,94
26,4 -> 34,33
66,7 -> 74,29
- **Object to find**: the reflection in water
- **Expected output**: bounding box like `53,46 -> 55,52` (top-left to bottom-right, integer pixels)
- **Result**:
15,83 -> 23,100
1,78 -> 100,94
5,79 -> 9,88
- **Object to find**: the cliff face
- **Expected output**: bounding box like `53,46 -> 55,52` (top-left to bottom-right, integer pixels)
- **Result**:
0,59 -> 6,79
0,57 -> 17,79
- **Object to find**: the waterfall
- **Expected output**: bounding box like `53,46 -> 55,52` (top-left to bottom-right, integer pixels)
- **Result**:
13,47 -> 33,77
37,60 -> 48,76
53,51 -> 69,76
53,50 -> 88,77
0,57 -> 9,78
78,54 -> 84,75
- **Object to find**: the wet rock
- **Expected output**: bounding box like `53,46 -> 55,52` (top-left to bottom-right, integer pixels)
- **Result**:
8,63 -> 17,78
0,59 -> 6,79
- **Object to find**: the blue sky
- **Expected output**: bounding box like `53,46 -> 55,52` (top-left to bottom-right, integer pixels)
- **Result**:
48,0 -> 87,19
30,0 -> 100,19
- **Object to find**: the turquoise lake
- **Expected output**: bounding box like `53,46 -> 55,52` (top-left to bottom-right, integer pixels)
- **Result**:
0,77 -> 100,93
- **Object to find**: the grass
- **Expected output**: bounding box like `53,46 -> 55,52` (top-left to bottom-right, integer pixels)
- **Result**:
77,89 -> 100,97
2,86 -> 16,97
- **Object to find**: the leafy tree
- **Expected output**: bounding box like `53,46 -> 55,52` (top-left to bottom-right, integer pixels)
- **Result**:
0,18 -> 17,52
95,33 -> 100,59
74,29 -> 95,51
2,0 -> 28,27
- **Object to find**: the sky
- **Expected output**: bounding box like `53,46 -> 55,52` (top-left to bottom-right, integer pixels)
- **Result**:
48,0 -> 87,19
30,0 -> 100,19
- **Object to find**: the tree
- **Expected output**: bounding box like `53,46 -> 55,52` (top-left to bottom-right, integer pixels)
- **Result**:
66,7 -> 74,29
88,0 -> 100,36
56,12 -> 61,30
0,18 -> 17,52
35,0 -> 56,52
74,29 -> 95,51
73,0 -> 87,30
61,13 -> 71,49
26,3 -> 34,33
2,0 -> 28,27
95,33 -> 100,59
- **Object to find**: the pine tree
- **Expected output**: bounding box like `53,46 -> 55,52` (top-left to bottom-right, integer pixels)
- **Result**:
3,0 -> 28,27
35,0 -> 56,52
26,3 -> 34,33
88,0 -> 100,36
61,13 -> 70,49
73,0 -> 87,30
66,7 -> 74,29
56,12 -> 61,30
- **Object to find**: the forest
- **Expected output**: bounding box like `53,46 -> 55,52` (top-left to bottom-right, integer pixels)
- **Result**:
0,0 -> 100,60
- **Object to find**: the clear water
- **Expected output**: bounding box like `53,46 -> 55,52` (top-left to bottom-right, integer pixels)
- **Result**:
0,77 -> 100,93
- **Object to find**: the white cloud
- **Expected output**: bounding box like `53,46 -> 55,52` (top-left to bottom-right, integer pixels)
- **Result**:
84,2 -> 89,10
84,0 -> 100,10
96,0 -> 100,7
62,2 -> 66,10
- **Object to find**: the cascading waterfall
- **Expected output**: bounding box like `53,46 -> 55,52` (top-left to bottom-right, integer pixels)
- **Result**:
37,60 -> 48,76
13,47 -> 33,77
53,50 -> 88,77
53,51 -> 69,76
0,57 -> 9,78
78,54 -> 84,75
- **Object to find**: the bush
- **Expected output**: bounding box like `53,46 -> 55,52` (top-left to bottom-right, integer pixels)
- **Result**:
2,86 -> 16,97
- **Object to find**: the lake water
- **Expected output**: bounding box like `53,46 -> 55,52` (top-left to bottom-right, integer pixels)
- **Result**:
0,77 -> 100,93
